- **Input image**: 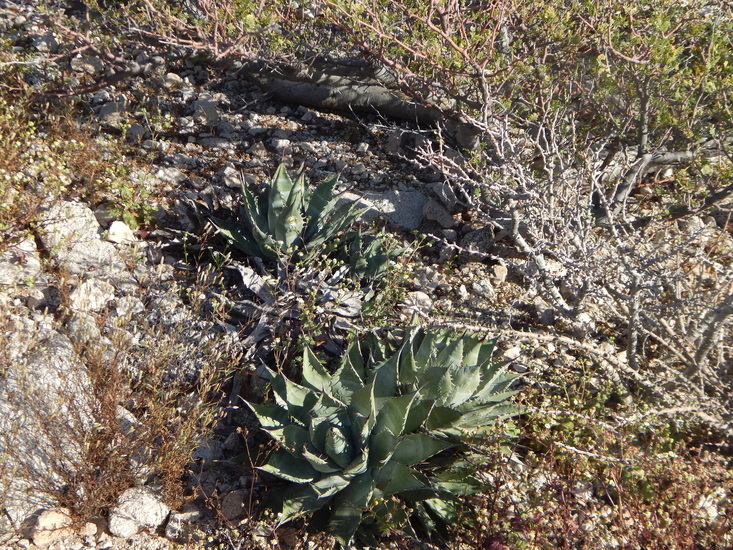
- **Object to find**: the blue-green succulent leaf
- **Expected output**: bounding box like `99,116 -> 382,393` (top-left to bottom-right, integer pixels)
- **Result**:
208,216 -> 261,257
311,474 -> 354,499
425,406 -> 463,431
325,425 -> 355,468
374,462 -> 429,496
302,447 -> 341,474
260,450 -> 318,483
301,346 -> 332,393
374,393 -> 417,437
443,365 -> 482,407
246,402 -> 289,430
392,434 -> 452,466
267,424 -> 310,455
329,472 -> 374,547
267,164 -> 294,239
278,484 -> 326,523
370,428 -> 397,466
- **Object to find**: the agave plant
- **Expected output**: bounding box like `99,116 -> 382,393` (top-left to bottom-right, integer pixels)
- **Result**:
246,328 -> 519,547
210,164 -> 364,262
335,229 -> 405,284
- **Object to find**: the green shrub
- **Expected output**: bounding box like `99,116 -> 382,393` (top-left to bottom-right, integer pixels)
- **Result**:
246,328 -> 520,547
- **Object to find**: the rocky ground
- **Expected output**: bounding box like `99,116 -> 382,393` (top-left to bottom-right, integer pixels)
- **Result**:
1,1 -> 732,549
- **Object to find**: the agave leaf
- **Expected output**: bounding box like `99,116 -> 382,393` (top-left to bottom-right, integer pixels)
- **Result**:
374,393 -> 417,437
397,330 -> 419,386
302,447 -> 342,474
413,501 -> 438,535
464,338 -> 497,369
404,400 -> 432,433
328,472 -> 374,547
453,402 -> 519,429
267,424 -> 310,455
325,425 -> 356,468
432,478 -> 481,497
442,365 -> 482,408
311,474 -> 354,499
370,352 -> 399,400
272,375 -> 318,422
301,346 -> 332,393
306,200 -> 365,251
241,181 -> 267,232
278,483 -> 326,524
343,446 -> 370,477
472,369 -> 519,404
246,402 -> 289,430
282,175 -> 306,248
304,173 -> 341,238
260,450 -> 318,483
247,210 -> 281,260
413,329 -> 439,371
370,427 -> 397,466
417,365 -> 449,398
392,434 -> 451,466
267,164 -> 294,239
208,215 -> 261,257
349,381 -> 377,444
309,409 -> 349,454
423,498 -> 459,526
373,461 -> 429,496
425,406 -> 463,431
435,336 -> 464,368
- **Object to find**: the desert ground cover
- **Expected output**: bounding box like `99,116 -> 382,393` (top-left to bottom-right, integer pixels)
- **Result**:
0,0 -> 732,548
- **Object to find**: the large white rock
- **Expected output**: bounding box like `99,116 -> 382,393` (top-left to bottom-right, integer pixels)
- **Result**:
37,201 -> 130,283
108,487 -> 170,538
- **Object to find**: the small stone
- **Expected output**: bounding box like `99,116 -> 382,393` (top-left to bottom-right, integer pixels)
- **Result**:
423,199 -> 456,228
31,34 -> 59,53
165,510 -> 204,542
97,101 -> 128,123
471,280 -> 495,299
69,279 -> 116,313
105,221 -> 137,244
490,264 -> 508,285
503,346 -> 522,361
163,72 -> 183,89
108,487 -> 170,538
533,297 -> 555,325
192,98 -> 220,125
248,141 -> 269,158
221,490 -> 247,520
218,164 -> 242,188
191,440 -> 224,466
78,521 -> 97,537
70,56 -> 104,75
156,166 -> 187,184
31,508 -> 73,546
401,291 -> 433,318
459,227 -> 494,259
126,123 -> 147,142
270,138 -> 291,151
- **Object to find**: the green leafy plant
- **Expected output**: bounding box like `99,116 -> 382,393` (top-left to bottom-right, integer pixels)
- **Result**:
210,164 -> 364,263
246,328 -> 520,547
